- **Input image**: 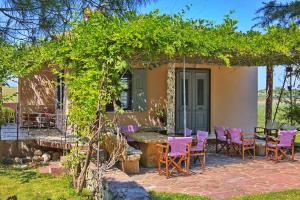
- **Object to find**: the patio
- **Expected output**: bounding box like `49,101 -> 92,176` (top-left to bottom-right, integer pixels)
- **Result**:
130,153 -> 300,199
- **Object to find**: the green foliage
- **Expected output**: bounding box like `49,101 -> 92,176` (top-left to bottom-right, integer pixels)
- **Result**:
34,10 -> 299,139
65,147 -> 86,170
150,191 -> 211,200
154,104 -> 167,125
151,189 -> 300,200
231,189 -> 300,200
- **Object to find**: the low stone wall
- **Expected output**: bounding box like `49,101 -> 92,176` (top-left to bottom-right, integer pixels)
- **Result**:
0,140 -> 37,158
86,163 -> 149,200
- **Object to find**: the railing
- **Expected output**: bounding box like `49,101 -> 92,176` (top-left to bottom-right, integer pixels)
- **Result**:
0,112 -> 69,142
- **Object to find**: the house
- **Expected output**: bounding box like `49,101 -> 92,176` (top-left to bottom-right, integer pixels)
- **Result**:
19,62 -> 257,134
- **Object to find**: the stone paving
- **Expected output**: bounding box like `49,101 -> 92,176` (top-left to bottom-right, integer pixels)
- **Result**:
130,153 -> 300,199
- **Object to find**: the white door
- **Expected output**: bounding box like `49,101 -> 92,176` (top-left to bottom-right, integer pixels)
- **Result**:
176,69 -> 209,133
176,71 -> 193,133
193,72 -> 209,131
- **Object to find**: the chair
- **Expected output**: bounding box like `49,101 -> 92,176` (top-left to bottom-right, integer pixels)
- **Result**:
190,131 -> 208,169
227,128 -> 256,160
255,120 -> 280,139
184,128 -> 192,137
214,126 -> 229,154
157,137 -> 192,178
266,130 -> 297,161
8,112 -> 16,123
120,124 -> 140,142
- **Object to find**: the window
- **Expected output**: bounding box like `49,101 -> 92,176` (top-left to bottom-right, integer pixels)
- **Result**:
181,79 -> 189,106
106,71 -> 132,111
197,79 -> 204,105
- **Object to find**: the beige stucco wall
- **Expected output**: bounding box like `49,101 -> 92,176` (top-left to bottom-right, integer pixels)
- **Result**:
210,66 -> 258,133
19,67 -> 56,114
19,64 -> 258,133
118,64 -> 258,133
115,65 -> 168,127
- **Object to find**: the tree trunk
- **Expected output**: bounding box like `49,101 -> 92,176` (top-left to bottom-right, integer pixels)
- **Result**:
265,65 -> 273,125
76,142 -> 93,193
0,83 -> 3,122
0,83 -> 2,140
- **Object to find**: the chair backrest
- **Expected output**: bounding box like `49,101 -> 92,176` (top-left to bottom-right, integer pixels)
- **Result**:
227,128 -> 242,143
168,137 -> 192,155
278,130 -> 297,147
196,131 -> 208,148
120,124 -> 139,133
266,120 -> 280,130
214,126 -> 226,140
184,128 -> 192,137
281,124 -> 297,131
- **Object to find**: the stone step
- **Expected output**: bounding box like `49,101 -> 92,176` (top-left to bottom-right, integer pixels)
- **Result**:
38,161 -> 65,176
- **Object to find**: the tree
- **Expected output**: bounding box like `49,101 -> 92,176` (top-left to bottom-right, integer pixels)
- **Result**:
0,39 -> 15,126
255,0 -> 300,126
0,0 -> 154,42
254,0 -> 300,27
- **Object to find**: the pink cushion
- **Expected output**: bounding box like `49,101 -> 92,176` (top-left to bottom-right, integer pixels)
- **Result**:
215,126 -> 226,140
168,152 -> 187,157
267,143 -> 292,148
218,136 -> 227,141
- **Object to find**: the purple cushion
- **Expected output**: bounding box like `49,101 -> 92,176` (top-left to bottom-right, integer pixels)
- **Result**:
168,152 -> 187,157
191,146 -> 204,152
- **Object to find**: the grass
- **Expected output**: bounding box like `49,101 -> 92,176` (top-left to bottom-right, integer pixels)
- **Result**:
257,94 -> 300,143
232,189 -> 300,200
150,192 -> 210,200
151,189 -> 300,200
2,86 -> 18,103
0,166 -> 91,200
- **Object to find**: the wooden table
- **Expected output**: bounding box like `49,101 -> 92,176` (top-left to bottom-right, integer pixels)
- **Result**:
124,132 -> 167,168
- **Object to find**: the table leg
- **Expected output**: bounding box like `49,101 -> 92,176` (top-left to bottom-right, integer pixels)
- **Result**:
139,142 -> 159,168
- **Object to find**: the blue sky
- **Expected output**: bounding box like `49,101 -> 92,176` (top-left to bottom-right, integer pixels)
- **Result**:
139,0 -> 289,90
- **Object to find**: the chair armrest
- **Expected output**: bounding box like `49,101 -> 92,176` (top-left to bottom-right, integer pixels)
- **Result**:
241,132 -> 256,138
254,127 -> 265,133
156,143 -> 168,149
266,136 -> 279,146
156,144 -> 168,154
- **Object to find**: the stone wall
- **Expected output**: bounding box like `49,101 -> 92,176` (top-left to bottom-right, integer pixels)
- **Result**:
0,140 -> 37,158
86,163 -> 149,200
166,63 -> 175,134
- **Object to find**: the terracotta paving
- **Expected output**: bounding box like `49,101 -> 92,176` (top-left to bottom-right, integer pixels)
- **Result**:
129,153 -> 300,199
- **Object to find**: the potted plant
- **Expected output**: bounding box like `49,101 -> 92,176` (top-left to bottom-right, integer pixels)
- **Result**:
154,106 -> 167,126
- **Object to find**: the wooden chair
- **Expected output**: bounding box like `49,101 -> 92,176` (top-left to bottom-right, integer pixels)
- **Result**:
227,128 -> 256,160
215,126 -> 229,154
7,112 -> 16,123
255,120 -> 280,139
184,128 -> 192,137
157,137 -> 192,178
266,130 -> 297,162
120,124 -> 140,142
190,131 -> 208,169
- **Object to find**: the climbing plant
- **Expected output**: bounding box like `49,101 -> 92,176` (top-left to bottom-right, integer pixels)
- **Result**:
12,9 -> 300,194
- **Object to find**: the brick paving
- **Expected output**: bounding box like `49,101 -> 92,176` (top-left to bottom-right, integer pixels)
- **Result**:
130,153 -> 300,199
